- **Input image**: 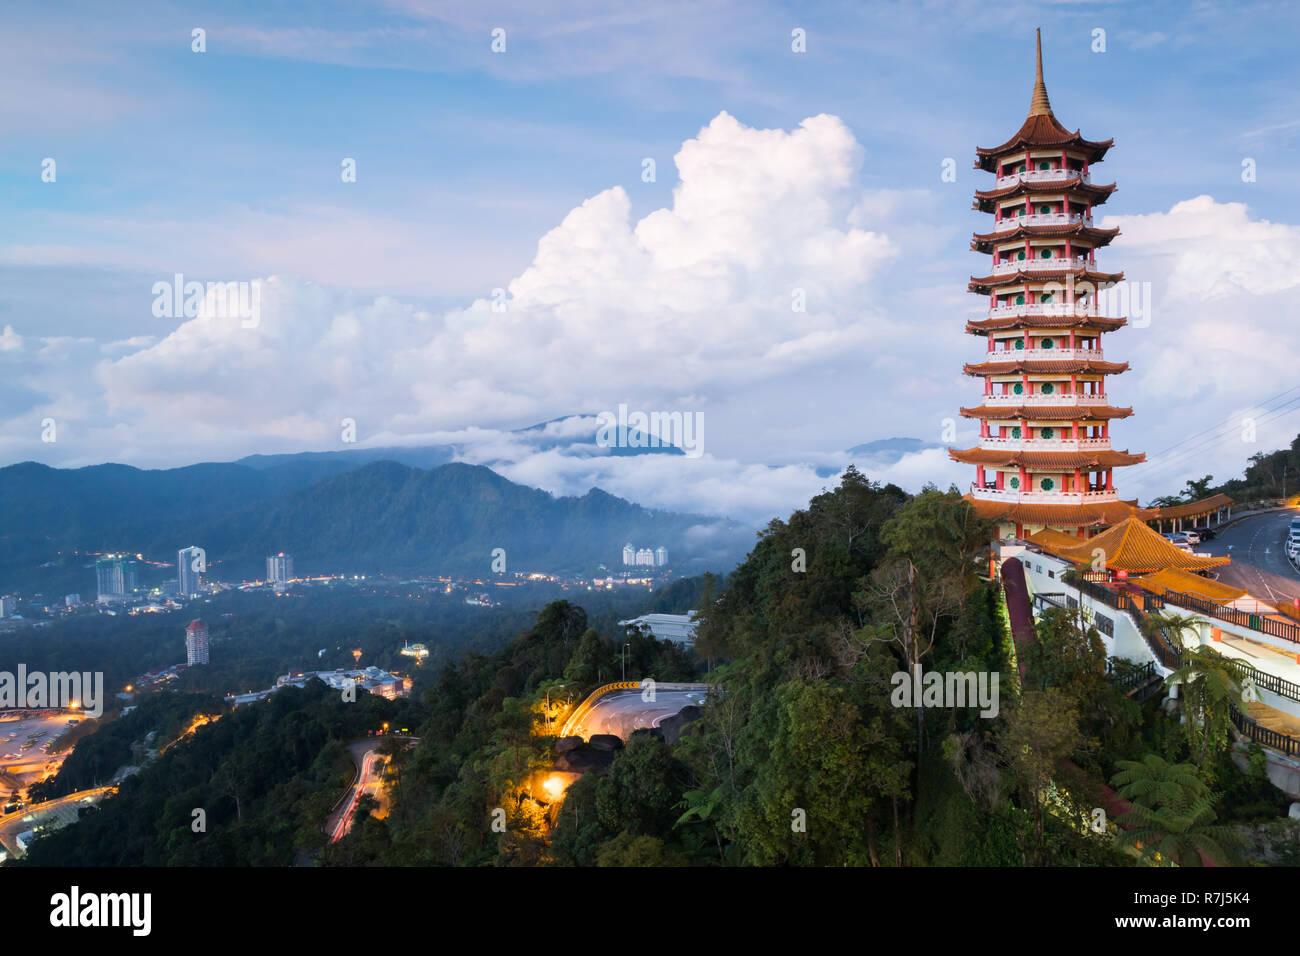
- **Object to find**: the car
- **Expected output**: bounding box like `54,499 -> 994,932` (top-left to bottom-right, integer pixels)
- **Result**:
1192,526 -> 1216,541
1182,530 -> 1202,546
1163,533 -> 1192,550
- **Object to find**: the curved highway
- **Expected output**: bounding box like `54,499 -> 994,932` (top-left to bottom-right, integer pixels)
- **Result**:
565,687 -> 709,741
1200,510 -> 1300,606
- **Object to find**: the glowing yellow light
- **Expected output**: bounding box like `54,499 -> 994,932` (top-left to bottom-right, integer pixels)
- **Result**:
543,775 -> 565,798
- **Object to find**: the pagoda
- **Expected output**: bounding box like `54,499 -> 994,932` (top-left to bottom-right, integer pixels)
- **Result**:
953,29 -> 1145,540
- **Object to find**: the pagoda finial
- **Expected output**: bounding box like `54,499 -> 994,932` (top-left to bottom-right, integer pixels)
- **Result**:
1029,28 -> 1053,117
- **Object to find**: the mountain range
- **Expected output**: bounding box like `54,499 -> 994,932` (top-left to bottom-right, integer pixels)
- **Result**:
0,455 -> 749,590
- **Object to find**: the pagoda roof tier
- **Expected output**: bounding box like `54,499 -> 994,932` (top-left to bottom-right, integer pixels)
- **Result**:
973,179 -> 1116,212
971,222 -> 1120,252
965,313 -> 1126,334
973,31 -> 1114,172
974,117 -> 1114,172
959,404 -> 1133,420
968,267 -> 1124,293
1027,516 -> 1230,573
962,357 -> 1129,376
950,447 -> 1145,469
965,495 -> 1149,527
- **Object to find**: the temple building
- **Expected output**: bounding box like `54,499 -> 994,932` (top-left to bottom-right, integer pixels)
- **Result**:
954,30 -> 1145,539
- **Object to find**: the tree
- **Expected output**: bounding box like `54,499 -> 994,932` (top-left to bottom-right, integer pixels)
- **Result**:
595,833 -> 688,866
1110,754 -> 1237,865
995,687 -> 1090,865
491,697 -> 534,773
1167,646 -> 1247,767
1182,475 -> 1214,501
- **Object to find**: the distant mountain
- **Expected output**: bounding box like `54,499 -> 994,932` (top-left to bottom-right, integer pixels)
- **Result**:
0,459 -> 748,587
847,437 -> 943,465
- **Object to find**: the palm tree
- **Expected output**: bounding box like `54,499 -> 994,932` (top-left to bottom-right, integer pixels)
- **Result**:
1110,754 -> 1238,866
1142,610 -> 1199,658
1167,645 -> 1247,766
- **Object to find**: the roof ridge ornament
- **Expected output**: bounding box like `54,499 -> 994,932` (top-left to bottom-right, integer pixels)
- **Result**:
1029,28 -> 1053,117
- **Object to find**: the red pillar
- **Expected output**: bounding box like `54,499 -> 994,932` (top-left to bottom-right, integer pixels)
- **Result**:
1106,469 -> 1113,491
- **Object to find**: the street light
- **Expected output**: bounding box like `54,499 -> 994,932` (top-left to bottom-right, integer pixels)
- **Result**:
622,643 -> 630,681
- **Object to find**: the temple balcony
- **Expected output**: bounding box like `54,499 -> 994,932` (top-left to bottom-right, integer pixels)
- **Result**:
978,436 -> 1113,452
985,302 -> 1108,320
982,392 -> 1110,406
991,256 -> 1092,275
984,346 -> 1105,361
991,211 -> 1092,233
994,167 -> 1092,189
970,484 -> 1119,504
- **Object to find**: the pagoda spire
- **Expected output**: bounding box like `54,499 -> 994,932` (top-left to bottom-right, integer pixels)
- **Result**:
1028,28 -> 1052,117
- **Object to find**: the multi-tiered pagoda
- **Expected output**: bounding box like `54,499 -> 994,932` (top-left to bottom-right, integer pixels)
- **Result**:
953,30 -> 1145,540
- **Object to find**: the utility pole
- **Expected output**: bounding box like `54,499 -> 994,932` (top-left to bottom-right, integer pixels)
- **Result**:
622,643 -> 630,681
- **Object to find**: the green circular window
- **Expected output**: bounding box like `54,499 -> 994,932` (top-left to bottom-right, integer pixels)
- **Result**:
1038,161 -> 1051,170
1016,250 -> 1026,261
1011,426 -> 1022,439
1041,427 -> 1055,439
1015,294 -> 1025,305
1040,204 -> 1052,215
1009,476 -> 1021,489
1041,382 -> 1055,395
1041,338 -> 1054,348
1040,477 -> 1055,491
1014,338 -> 1025,350
1042,248 -> 1053,259
1041,293 -> 1054,304
1013,383 -> 1024,395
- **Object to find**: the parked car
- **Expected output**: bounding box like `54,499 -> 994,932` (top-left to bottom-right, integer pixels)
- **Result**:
1182,530 -> 1202,546
1194,527 -> 1216,541
1164,533 -> 1192,550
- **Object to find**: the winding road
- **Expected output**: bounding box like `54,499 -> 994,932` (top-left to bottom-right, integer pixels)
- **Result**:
1200,510 -> 1300,607
564,687 -> 710,740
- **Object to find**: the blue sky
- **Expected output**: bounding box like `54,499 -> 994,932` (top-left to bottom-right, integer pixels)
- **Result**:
3,0 -> 1300,524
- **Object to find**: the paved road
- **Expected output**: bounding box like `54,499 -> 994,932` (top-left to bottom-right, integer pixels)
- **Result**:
327,742 -> 384,843
567,688 -> 709,740
0,786 -> 113,858
1200,510 -> 1300,607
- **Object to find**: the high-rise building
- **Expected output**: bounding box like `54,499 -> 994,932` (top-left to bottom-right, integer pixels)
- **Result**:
954,31 -> 1144,540
178,546 -> 204,598
95,555 -> 139,604
266,552 -> 294,587
0,596 -> 13,618
185,619 -> 209,666
654,546 -> 668,567
635,548 -> 655,566
622,543 -> 636,566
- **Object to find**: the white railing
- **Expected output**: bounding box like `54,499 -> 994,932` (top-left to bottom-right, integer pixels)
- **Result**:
991,212 -> 1092,233
970,485 -> 1118,504
990,257 -> 1091,275
994,168 -> 1092,189
983,303 -> 1113,320
981,393 -> 1110,406
982,347 -> 1105,362
979,437 -> 1112,452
